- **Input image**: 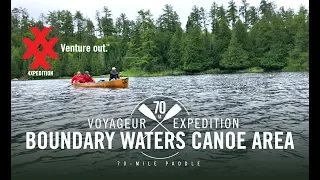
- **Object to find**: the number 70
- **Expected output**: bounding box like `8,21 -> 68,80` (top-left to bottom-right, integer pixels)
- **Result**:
153,101 -> 166,114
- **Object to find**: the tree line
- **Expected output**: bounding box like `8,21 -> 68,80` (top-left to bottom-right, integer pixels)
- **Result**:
11,0 -> 309,78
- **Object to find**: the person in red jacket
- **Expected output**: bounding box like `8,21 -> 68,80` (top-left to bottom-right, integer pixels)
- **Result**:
83,71 -> 95,83
71,71 -> 85,84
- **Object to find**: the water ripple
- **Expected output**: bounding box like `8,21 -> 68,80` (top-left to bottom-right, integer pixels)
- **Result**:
11,72 -> 309,178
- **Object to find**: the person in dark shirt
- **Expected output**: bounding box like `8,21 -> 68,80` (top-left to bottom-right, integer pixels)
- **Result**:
109,67 -> 119,81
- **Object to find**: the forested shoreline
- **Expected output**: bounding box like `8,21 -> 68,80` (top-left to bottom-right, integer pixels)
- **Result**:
11,0 -> 309,79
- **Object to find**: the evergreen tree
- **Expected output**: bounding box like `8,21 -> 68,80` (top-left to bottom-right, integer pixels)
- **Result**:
168,26 -> 183,70
239,0 -> 249,25
260,14 -> 289,70
286,6 -> 308,71
210,2 -> 218,33
221,22 -> 250,69
227,0 -> 238,26
212,18 -> 232,68
10,1 -> 309,78
182,26 -> 205,72
101,6 -> 115,36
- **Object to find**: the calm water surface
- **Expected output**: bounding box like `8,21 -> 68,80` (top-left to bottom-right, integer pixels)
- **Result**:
11,72 -> 309,180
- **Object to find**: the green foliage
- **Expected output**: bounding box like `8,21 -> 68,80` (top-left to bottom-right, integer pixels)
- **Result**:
227,0 -> 238,25
260,14 -> 290,70
260,43 -> 288,70
182,26 -> 205,73
168,26 -> 183,70
11,1 -> 309,78
247,67 -> 264,73
285,6 -> 309,71
233,20 -> 248,49
205,68 -> 221,74
221,30 -> 250,69
236,67 -> 264,73
212,18 -> 232,67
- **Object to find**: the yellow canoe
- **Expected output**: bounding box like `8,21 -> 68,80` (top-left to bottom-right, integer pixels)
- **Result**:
72,78 -> 129,88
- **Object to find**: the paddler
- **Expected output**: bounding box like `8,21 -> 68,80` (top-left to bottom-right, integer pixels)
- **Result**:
83,71 -> 95,83
71,71 -> 85,84
109,67 -> 119,81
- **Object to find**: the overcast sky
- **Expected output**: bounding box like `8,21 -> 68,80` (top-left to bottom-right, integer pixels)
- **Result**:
12,0 -> 309,28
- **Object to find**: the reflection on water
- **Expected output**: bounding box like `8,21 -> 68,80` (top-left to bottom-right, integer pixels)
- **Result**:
11,72 -> 309,179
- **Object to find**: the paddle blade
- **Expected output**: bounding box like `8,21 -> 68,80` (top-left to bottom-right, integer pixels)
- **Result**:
138,104 -> 157,121
163,104 -> 182,121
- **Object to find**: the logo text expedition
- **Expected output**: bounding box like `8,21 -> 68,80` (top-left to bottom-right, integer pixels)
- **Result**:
22,26 -> 58,76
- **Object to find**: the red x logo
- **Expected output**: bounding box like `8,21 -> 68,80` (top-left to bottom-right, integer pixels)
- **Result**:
22,27 -> 59,70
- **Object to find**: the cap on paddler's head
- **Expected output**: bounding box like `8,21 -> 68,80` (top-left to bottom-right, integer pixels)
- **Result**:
112,67 -> 116,70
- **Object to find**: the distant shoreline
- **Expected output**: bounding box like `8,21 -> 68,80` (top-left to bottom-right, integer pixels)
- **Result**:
12,68 -> 308,81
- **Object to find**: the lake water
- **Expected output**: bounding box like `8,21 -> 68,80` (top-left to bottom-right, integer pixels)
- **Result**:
11,72 -> 309,180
